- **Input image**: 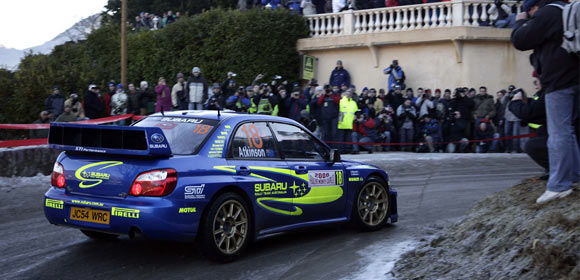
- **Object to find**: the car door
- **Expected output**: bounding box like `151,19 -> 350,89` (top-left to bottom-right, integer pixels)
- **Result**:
226,121 -> 298,232
269,122 -> 346,223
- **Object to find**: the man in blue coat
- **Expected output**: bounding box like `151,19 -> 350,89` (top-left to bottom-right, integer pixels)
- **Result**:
329,60 -> 351,87
383,60 -> 405,91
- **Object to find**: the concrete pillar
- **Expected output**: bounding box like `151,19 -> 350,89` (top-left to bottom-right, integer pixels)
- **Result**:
344,10 -> 354,35
452,0 -> 464,27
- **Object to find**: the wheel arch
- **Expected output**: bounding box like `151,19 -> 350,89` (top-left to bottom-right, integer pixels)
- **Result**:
201,184 -> 256,240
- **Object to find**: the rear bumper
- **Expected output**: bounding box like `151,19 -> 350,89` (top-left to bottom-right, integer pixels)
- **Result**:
44,187 -> 204,241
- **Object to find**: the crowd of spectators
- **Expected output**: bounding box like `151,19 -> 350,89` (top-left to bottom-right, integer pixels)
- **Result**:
132,11 -> 180,31
39,59 -> 528,155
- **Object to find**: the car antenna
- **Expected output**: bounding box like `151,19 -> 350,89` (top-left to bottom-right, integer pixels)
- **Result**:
161,106 -> 165,116
217,107 -> 221,118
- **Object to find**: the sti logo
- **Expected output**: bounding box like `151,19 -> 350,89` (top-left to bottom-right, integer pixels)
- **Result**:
185,184 -> 205,199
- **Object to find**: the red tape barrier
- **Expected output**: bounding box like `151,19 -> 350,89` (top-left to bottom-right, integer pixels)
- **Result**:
0,138 -> 48,148
0,114 -> 140,130
325,133 -> 537,146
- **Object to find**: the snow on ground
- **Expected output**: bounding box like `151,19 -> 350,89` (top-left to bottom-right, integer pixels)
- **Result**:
0,144 -> 47,152
346,239 -> 418,280
342,152 -> 529,162
0,174 -> 50,191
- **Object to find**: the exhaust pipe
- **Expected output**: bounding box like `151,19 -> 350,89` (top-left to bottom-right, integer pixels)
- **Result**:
129,227 -> 144,239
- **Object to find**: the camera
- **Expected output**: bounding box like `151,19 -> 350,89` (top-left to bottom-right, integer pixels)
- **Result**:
274,75 -> 282,80
231,73 -> 237,77
507,88 -> 526,101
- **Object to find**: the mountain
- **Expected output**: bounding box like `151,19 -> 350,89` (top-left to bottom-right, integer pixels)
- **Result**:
0,14 -> 102,70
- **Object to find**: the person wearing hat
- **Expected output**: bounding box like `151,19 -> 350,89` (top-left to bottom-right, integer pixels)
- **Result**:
511,0 -> 580,203
45,86 -> 66,118
64,92 -> 85,120
329,60 -> 351,88
352,110 -> 377,154
111,84 -> 128,125
383,59 -> 405,91
186,67 -> 208,110
84,84 -> 103,119
285,86 -> 308,122
171,73 -> 187,110
396,97 -> 417,152
205,83 -> 226,110
226,86 -> 252,112
55,104 -> 78,123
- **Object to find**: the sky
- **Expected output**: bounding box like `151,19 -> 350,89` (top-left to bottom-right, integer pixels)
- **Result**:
0,0 -> 108,50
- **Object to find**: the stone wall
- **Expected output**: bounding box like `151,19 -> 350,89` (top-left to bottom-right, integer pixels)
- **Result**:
0,146 -> 61,177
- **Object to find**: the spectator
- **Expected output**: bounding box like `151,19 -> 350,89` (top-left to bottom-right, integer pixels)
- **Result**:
385,85 -> 404,110
253,84 -> 280,115
512,0 -> 580,203
472,86 -> 496,128
368,88 -> 384,113
443,110 -> 469,153
396,98 -> 417,151
376,106 -> 397,151
83,85 -> 103,119
488,0 -> 516,28
29,111 -> 51,139
262,0 -> 282,9
138,81 -> 155,115
206,83 -> 226,110
432,89 -> 447,121
301,0 -> 317,15
64,93 -> 85,120
502,92 -> 521,153
383,59 -> 405,91
303,79 -> 318,102
443,88 -> 452,100
55,105 -> 77,122
415,89 -> 435,119
404,87 -> 415,103
111,84 -> 128,125
222,72 -> 237,97
329,60 -> 351,87
493,90 -> 506,143
186,67 -> 209,110
45,86 -> 65,118
337,88 -> 358,153
226,87 -> 252,112
155,77 -> 172,112
277,87 -> 290,117
285,87 -> 308,121
309,85 -> 325,138
352,111 -> 377,154
166,11 -> 176,24
419,115 -> 443,153
467,88 -> 477,99
473,119 -> 500,153
104,82 -> 116,116
126,83 -> 141,115
447,88 -> 474,121
332,0 -> 347,12
171,73 -> 188,110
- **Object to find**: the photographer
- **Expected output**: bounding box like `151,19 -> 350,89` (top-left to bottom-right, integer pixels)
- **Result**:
488,0 -> 516,28
376,106 -> 397,151
285,87 -> 308,121
418,115 -> 442,153
385,85 -> 404,111
396,98 -> 417,152
221,72 -> 237,97
317,84 -> 341,145
205,83 -> 226,110
443,110 -> 469,153
352,110 -> 377,154
253,84 -> 280,115
226,86 -> 252,112
383,59 -> 405,91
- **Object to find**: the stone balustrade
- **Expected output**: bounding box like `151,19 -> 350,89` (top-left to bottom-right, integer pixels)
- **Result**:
305,0 -> 522,37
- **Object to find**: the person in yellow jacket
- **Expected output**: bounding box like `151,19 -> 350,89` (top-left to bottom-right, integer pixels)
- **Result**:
337,89 -> 359,153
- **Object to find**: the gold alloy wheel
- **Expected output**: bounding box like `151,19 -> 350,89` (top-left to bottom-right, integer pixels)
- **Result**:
212,200 -> 248,255
357,182 -> 389,226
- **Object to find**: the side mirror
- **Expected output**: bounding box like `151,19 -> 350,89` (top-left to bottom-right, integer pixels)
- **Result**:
329,149 -> 341,163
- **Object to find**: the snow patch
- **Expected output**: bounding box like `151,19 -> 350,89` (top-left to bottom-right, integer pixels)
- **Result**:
0,174 -> 50,191
347,239 -> 418,280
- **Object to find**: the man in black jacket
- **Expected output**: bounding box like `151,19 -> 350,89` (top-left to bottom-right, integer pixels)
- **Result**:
511,0 -> 580,203
83,85 -> 104,119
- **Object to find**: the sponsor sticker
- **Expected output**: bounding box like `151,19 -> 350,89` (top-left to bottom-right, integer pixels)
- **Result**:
150,133 -> 165,144
75,147 -> 106,153
238,146 -> 266,158
179,207 -> 197,213
45,198 -> 64,209
349,177 -> 363,182
308,170 -> 343,186
255,181 -> 288,196
350,170 -> 359,176
111,207 -> 140,219
71,200 -> 104,207
160,117 -> 203,124
185,184 -> 206,199
75,161 -> 123,188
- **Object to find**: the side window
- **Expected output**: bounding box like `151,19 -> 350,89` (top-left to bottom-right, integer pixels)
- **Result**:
270,123 -> 328,160
231,122 -> 279,159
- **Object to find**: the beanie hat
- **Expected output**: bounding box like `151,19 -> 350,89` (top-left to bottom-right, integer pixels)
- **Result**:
116,83 -> 123,89
177,73 -> 184,79
522,0 -> 540,12
192,67 -> 201,73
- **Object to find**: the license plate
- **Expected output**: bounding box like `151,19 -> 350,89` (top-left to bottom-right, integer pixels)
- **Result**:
70,207 -> 110,224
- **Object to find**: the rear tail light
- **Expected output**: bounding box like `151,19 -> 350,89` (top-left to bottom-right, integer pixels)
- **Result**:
130,169 -> 177,197
51,162 -> 66,188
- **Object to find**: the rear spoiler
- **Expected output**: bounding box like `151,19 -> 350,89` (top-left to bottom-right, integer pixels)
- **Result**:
48,123 -> 172,157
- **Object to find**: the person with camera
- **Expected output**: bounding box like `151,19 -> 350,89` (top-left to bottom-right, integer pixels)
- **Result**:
376,106 -> 397,151
317,84 -> 341,145
415,89 -> 435,119
329,60 -> 351,87
64,92 -> 85,120
221,71 -> 237,97
417,115 -> 442,153
383,59 -> 406,91
285,87 -> 308,121
488,0 -> 516,28
226,86 -> 252,112
443,110 -> 470,153
396,98 -> 417,152
511,0 -> 580,203
352,110 -> 377,154
205,83 -> 226,111
385,84 -> 405,111
171,73 -> 187,110
253,84 -> 280,115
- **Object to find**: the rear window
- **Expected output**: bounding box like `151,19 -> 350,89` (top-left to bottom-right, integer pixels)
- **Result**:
134,117 -> 218,155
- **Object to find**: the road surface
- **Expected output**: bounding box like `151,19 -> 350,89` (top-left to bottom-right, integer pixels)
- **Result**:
0,153 -> 543,280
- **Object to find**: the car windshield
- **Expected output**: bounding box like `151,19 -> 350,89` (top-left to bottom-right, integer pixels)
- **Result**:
134,116 -> 218,155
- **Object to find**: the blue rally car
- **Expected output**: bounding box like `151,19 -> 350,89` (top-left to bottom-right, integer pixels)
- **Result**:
44,111 -> 397,261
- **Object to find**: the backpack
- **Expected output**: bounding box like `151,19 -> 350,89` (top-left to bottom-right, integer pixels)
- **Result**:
548,2 -> 580,55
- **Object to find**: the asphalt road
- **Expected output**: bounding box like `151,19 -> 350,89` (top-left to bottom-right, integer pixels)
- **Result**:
0,153 -> 543,280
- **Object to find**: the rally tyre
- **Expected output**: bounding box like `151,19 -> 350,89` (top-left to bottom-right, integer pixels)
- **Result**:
352,176 -> 390,231
199,192 -> 251,263
80,229 -> 119,240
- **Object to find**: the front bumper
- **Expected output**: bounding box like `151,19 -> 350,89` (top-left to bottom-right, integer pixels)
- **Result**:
44,187 -> 203,241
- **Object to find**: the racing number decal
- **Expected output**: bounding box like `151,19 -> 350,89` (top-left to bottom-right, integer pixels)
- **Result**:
193,124 -> 211,135
336,171 -> 343,185
241,124 -> 263,149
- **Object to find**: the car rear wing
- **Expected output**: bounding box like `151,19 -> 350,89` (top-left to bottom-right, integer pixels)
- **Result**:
48,123 -> 172,157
